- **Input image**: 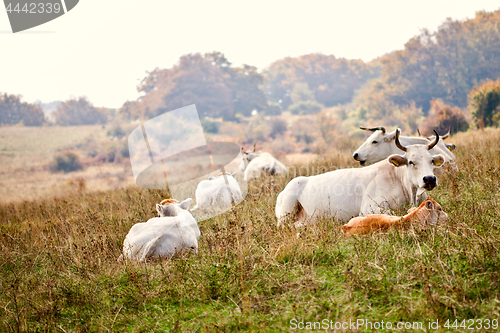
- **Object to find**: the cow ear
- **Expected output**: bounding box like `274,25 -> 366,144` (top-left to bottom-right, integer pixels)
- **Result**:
432,155 -> 445,167
388,155 -> 407,167
156,204 -> 162,216
179,198 -> 193,210
231,172 -> 236,178
425,200 -> 434,210
385,130 -> 397,141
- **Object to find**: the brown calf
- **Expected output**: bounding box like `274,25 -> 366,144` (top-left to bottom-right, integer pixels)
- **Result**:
341,198 -> 448,236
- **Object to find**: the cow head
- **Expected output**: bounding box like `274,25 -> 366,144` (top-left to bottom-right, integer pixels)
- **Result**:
353,126 -> 398,165
388,129 -> 444,191
239,143 -> 260,171
407,198 -> 449,226
208,172 -> 236,180
156,198 -> 193,217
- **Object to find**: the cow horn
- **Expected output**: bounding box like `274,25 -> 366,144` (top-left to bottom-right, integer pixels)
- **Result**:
359,126 -> 386,134
428,130 -> 439,150
394,128 -> 407,152
253,142 -> 257,152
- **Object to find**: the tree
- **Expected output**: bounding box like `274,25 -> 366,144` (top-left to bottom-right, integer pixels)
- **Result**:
421,99 -> 469,135
53,97 -> 107,126
125,52 -> 267,121
263,53 -> 378,109
0,93 -> 45,126
372,9 -> 500,113
468,79 -> 500,128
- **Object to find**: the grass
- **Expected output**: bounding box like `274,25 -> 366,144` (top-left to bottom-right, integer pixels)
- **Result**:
0,128 -> 500,332
0,125 -> 134,203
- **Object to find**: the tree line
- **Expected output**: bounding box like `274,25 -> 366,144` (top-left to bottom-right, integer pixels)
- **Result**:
2,9 -> 500,129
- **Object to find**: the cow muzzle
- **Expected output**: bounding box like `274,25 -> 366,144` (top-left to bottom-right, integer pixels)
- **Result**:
422,175 -> 437,190
353,153 -> 366,165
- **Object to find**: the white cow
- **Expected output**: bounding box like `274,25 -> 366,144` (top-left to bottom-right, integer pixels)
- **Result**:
352,127 -> 457,170
239,145 -> 287,181
119,198 -> 200,261
276,129 -> 445,226
191,172 -> 243,211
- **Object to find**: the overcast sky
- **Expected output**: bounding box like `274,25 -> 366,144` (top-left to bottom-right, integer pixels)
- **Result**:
1,0 -> 499,108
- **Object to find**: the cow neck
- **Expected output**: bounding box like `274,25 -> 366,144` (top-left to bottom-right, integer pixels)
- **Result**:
393,164 -> 420,207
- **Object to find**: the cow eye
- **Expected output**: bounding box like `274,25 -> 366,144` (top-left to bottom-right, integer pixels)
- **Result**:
372,141 -> 378,144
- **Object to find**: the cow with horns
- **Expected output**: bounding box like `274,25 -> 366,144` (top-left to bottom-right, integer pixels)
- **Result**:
239,143 -> 287,181
352,126 -> 457,171
275,129 -> 445,226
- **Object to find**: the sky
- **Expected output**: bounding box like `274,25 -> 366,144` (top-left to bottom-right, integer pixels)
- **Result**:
0,0 -> 499,108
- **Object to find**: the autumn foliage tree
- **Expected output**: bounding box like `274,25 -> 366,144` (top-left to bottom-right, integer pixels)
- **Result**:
468,79 -> 500,128
53,97 -> 108,126
369,9 -> 500,113
264,53 -> 378,109
0,93 -> 45,126
122,52 -> 267,120
420,99 -> 469,136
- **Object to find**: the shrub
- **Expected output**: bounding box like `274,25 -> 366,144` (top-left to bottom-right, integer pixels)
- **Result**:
420,99 -> 469,135
269,117 -> 287,138
468,79 -> 500,128
201,119 -> 220,133
50,150 -> 83,173
107,123 -> 126,138
264,102 -> 282,116
288,101 -> 323,115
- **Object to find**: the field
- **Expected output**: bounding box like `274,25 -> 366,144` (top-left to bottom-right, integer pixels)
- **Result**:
1,127 -> 500,332
0,125 -> 135,203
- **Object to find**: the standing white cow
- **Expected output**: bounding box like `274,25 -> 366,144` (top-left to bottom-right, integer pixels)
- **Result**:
276,129 -> 445,226
119,198 -> 200,261
191,172 -> 243,211
239,144 -> 287,181
352,127 -> 457,170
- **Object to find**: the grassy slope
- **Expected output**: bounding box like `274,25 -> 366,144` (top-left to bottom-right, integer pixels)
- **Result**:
0,125 -> 134,203
0,129 -> 499,332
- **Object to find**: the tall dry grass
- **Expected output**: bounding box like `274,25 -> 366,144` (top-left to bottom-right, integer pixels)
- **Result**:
0,129 -> 499,332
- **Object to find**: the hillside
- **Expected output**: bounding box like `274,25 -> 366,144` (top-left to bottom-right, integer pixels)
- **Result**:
1,128 -> 499,331
0,125 -> 134,203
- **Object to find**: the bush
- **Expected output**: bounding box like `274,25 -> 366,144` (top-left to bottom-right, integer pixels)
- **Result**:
264,102 -> 282,116
50,150 -> 83,173
468,79 -> 500,128
107,123 -> 126,138
288,101 -> 323,115
269,117 -> 287,138
201,119 -> 220,133
420,99 -> 469,135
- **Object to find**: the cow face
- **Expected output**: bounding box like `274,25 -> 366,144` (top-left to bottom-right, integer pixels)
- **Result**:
408,199 -> 449,225
353,127 -> 397,165
156,198 -> 193,217
239,146 -> 260,171
388,129 -> 444,191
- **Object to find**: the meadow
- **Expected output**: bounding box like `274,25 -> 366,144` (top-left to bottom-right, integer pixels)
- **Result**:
0,125 -> 135,203
0,128 -> 499,332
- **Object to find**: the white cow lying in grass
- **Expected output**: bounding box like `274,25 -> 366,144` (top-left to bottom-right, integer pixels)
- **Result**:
276,129 -> 445,226
191,172 -> 243,211
119,198 -> 200,262
353,126 -> 457,171
239,144 -> 287,181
